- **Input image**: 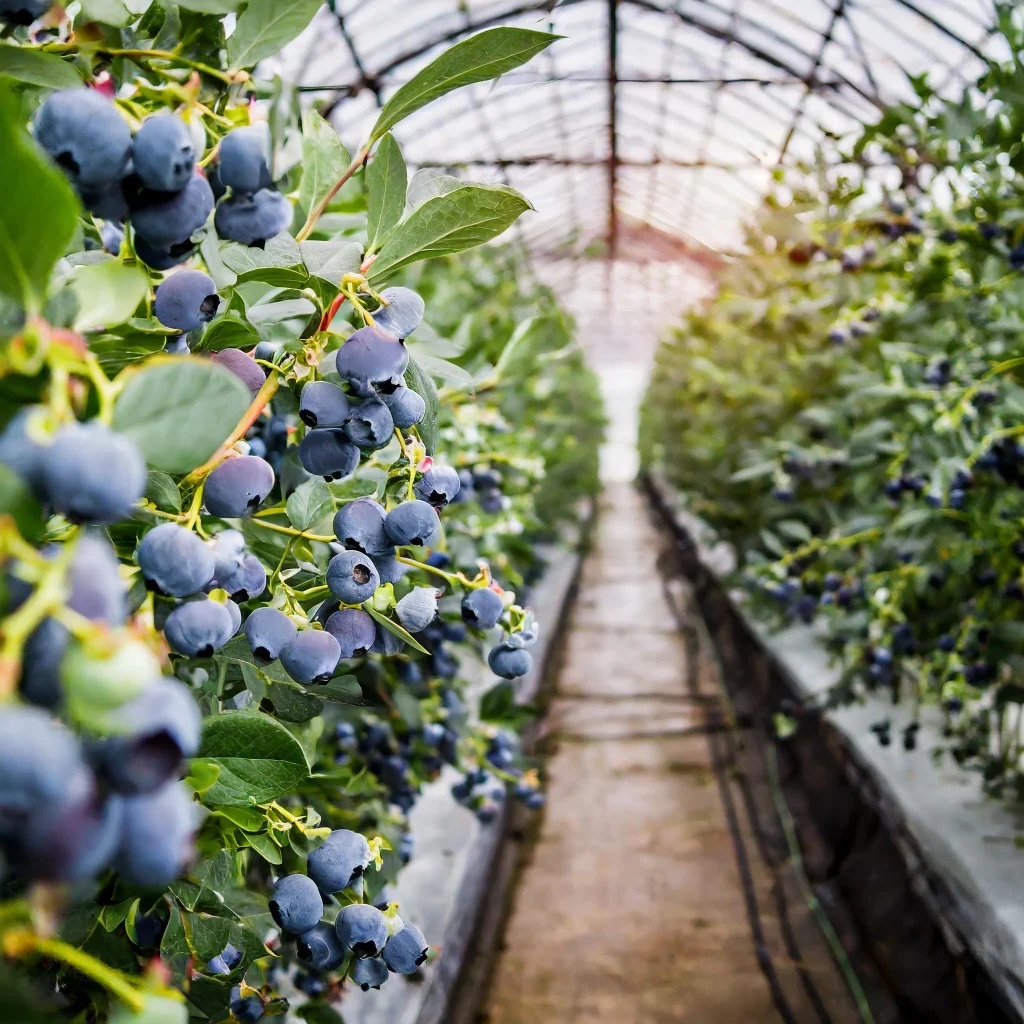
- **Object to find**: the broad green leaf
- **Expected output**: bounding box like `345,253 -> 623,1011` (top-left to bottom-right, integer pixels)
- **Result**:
67,260 -> 149,331
145,471 -> 182,512
198,310 -> 260,352
196,711 -> 310,806
366,133 -> 407,250
404,356 -> 439,455
221,235 -> 307,287
299,109 -> 350,217
300,239 -> 362,283
109,994 -> 187,1024
368,182 -> 531,280
227,0 -> 322,69
286,477 -> 334,530
79,0 -> 152,27
0,464 -> 43,541
184,914 -> 233,961
177,0 -> 244,11
113,358 -> 251,474
0,47 -> 82,89
243,830 -> 283,864
370,27 -> 560,140
405,169 -> 464,211
0,84 -> 78,309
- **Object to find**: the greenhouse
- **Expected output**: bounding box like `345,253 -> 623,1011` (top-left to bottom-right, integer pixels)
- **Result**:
0,0 -> 1022,1022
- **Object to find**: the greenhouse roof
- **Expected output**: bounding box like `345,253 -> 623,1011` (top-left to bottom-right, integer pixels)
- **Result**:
270,0 -> 1005,344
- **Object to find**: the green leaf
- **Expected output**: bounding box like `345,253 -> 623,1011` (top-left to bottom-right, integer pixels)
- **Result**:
214,805 -> 266,832
112,358 -> 252,474
242,830 -> 283,865
79,0 -> 151,28
0,47 -> 82,89
177,0 -> 244,11
109,994 -> 187,1024
145,471 -> 181,512
299,109 -> 350,218
67,260 -> 149,331
226,0 -> 322,69
366,133 -> 407,250
370,27 -> 560,141
221,235 -> 307,287
0,464 -> 43,541
364,606 -> 429,655
196,711 -> 310,806
0,84 -> 78,308
404,356 -> 439,455
368,182 -> 531,280
286,477 -> 334,530
198,310 -> 260,352
301,239 -> 362,283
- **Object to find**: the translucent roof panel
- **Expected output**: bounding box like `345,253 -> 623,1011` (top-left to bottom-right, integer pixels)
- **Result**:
267,0 -> 1003,343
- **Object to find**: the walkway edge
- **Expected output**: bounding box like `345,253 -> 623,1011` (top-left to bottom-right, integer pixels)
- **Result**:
644,471 -> 1024,1024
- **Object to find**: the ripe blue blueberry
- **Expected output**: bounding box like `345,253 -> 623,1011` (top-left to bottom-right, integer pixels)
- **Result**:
218,125 -> 272,194
461,588 -> 504,630
154,270 -> 219,334
488,640 -> 532,679
82,179 -> 128,221
135,236 -> 195,271
218,553 -> 267,603
381,924 -> 428,974
296,922 -> 346,972
384,500 -> 439,547
372,287 -> 425,339
204,455 -> 275,518
268,873 -> 323,935
369,624 -> 404,656
133,114 -> 196,193
225,597 -> 242,635
299,380 -> 350,429
352,955 -> 389,991
0,405 -> 51,498
113,780 -> 196,886
215,190 -> 292,247
131,169 -> 214,250
327,550 -> 380,604
382,385 -> 426,429
333,326 -> 409,386
137,522 -> 216,597
212,348 -> 266,397
0,0 -> 51,24
244,607 -> 297,663
372,553 -> 408,585
414,466 -> 461,509
395,588 -> 439,634
298,428 -> 360,482
335,904 -> 388,958
211,529 -> 246,580
307,827 -> 371,894
479,488 -> 504,514
334,497 -> 389,554
279,630 -> 341,686
325,608 -> 377,658
229,988 -> 265,1024
41,421 -> 146,524
163,597 -> 235,657
207,943 -> 242,976
34,89 -> 132,190
344,395 -> 394,450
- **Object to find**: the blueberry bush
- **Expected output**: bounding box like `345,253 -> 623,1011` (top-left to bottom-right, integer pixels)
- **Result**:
0,5 -> 601,1021
641,6 -> 1024,792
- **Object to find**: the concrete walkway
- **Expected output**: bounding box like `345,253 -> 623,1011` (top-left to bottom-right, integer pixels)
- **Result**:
483,484 -> 870,1024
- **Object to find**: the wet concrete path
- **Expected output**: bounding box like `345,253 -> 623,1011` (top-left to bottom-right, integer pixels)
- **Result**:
482,484 -> 876,1024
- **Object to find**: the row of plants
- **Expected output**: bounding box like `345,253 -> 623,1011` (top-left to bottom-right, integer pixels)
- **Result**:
640,4 -> 1024,792
0,4 -> 601,1023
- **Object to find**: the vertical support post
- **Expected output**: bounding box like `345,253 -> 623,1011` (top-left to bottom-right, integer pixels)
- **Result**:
607,0 -> 620,259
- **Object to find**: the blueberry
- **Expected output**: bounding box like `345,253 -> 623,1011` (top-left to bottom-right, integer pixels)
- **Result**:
244,607 -> 297,662
488,640 -> 532,679
333,327 -> 409,386
352,955 -> 389,991
0,0 -> 51,24
133,908 -> 169,949
135,236 -> 195,270
34,89 -> 132,190
334,497 -> 389,554
279,630 -> 341,685
268,873 -> 323,935
229,989 -> 264,1024
307,828 -> 371,894
154,270 -> 219,334
114,780 -> 196,886
207,943 -> 242,975
381,924 -> 428,974
414,466 -> 461,508
219,553 -> 267,602
327,550 -> 380,604
395,588 -> 439,634
215,189 -> 292,247
212,348 -> 266,397
225,597 -> 242,635
137,522 -> 216,597
295,972 -> 326,997
204,456 -> 275,518
335,721 -> 357,749
18,622 -> 68,709
299,380 -> 350,429
83,180 -> 129,222
298,428 -> 360,481
373,553 -> 408,585
344,395 -> 394,450
131,169 -> 214,250
431,643 -> 458,679
384,500 -> 438,547
211,528 -> 247,581
325,608 -> 377,658
382,385 -> 426,428
296,922 -> 346,972
41,421 -> 146,524
369,624 -> 404,656
0,405 -> 51,497
163,597 -> 235,657
68,533 -> 127,622
91,677 -> 202,795
335,904 -> 388,958
218,125 -> 272,194
479,488 -> 504,514
133,114 -> 196,193
372,287 -> 425,339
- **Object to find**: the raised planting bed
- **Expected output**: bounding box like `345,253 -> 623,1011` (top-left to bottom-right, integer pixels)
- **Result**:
644,472 -> 1024,1024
